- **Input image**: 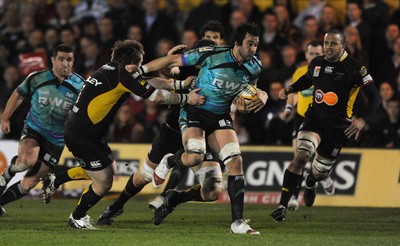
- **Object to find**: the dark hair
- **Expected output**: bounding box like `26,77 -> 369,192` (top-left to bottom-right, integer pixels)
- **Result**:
200,21 -> 225,39
307,40 -> 322,48
231,22 -> 260,46
52,44 -> 73,57
326,29 -> 345,44
111,39 -> 144,65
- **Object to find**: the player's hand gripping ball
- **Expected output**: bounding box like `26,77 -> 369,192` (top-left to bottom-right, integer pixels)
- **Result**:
234,84 -> 258,113
238,84 -> 258,103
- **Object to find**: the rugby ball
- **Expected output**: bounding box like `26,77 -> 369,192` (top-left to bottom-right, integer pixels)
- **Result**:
238,84 -> 258,102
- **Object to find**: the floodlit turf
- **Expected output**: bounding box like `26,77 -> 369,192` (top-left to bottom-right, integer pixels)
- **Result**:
0,196 -> 399,245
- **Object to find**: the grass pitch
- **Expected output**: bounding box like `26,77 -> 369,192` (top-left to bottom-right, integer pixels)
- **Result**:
0,196 -> 399,246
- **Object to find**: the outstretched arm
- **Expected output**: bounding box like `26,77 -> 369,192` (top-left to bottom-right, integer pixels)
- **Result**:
146,76 -> 196,90
137,54 -> 184,76
147,88 -> 205,106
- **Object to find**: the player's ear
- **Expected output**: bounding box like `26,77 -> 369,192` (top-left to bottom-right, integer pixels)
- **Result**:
341,42 -> 346,49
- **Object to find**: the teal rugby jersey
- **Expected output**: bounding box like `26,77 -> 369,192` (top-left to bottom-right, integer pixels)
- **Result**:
182,46 -> 262,114
17,70 -> 85,147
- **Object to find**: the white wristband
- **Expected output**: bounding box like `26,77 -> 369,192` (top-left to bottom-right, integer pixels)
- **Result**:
179,94 -> 188,105
285,104 -> 293,112
173,80 -> 184,90
138,65 -> 148,75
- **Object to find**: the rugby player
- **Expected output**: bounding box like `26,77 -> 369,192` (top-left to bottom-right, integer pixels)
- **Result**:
135,23 -> 268,234
271,30 -> 380,222
280,40 -> 335,211
0,45 -> 85,216
63,40 -> 204,229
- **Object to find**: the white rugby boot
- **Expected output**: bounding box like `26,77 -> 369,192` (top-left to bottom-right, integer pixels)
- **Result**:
152,153 -> 173,188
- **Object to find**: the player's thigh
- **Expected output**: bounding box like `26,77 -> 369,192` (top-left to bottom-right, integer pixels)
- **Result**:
18,138 -> 40,164
182,127 -> 205,151
207,129 -> 238,154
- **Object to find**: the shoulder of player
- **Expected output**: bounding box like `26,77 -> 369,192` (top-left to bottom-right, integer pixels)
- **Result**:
341,53 -> 369,75
245,55 -> 262,68
26,69 -> 51,80
69,72 -> 86,83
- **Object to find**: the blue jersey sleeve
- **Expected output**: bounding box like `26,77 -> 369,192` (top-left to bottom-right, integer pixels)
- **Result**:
17,71 -> 40,96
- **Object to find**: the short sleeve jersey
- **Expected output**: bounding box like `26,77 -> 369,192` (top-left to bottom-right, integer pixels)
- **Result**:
305,51 -> 373,119
17,70 -> 85,147
182,46 -> 262,114
66,62 -> 156,136
291,65 -> 313,117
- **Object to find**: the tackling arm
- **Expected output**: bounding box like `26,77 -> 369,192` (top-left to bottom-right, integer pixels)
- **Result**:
137,54 -> 184,75
146,76 -> 196,91
147,88 -> 205,106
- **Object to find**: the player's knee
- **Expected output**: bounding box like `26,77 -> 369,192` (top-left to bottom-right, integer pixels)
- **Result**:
296,132 -> 318,162
13,156 -> 35,172
219,142 -> 241,166
295,151 -> 310,166
102,181 -> 113,194
136,160 -> 154,185
184,152 -> 204,167
185,138 -> 206,166
20,177 -> 39,193
195,166 -> 222,201
225,155 -> 243,174
201,176 -> 222,201
312,158 -> 335,181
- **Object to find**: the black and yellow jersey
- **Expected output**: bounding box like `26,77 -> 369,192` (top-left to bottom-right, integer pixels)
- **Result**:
291,65 -> 313,117
66,62 -> 156,136
296,51 -> 373,120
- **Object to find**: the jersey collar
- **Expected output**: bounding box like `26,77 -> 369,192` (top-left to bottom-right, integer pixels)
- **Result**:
339,51 -> 348,62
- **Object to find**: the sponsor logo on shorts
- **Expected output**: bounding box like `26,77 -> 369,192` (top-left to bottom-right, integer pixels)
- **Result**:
90,160 -> 102,168
331,148 -> 339,157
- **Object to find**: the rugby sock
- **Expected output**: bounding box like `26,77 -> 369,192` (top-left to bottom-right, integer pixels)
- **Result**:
292,170 -> 304,199
306,172 -> 318,188
54,166 -> 90,188
227,175 -> 245,222
2,156 -> 18,182
292,182 -> 301,200
73,184 -> 102,219
168,184 -> 204,207
110,174 -> 143,211
0,182 -> 26,206
279,170 -> 303,208
161,164 -> 188,196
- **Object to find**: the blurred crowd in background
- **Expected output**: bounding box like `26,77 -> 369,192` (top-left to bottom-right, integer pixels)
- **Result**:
0,0 -> 399,148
